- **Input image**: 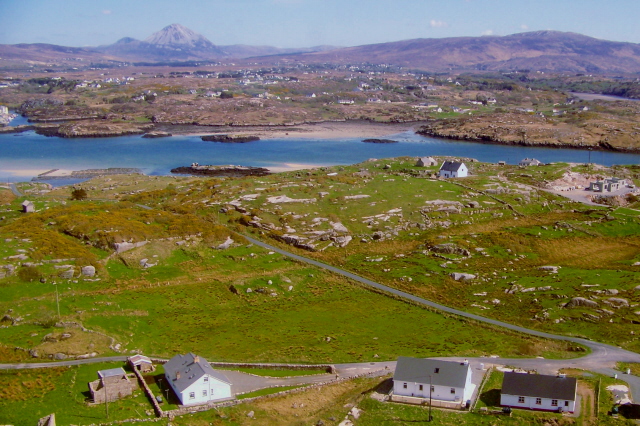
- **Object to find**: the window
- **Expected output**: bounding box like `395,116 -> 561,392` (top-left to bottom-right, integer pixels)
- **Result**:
551,400 -> 558,407
203,390 -> 207,396
419,385 -> 423,391
430,386 -> 434,393
518,396 -> 525,403
204,377 -> 208,382
535,398 -> 542,405
434,368 -> 440,374
403,383 -> 407,389
565,401 -> 569,407
451,388 -> 456,394
189,392 -> 195,399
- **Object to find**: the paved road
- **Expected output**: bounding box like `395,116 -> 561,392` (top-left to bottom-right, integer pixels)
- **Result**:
3,234 -> 640,400
8,183 -> 22,197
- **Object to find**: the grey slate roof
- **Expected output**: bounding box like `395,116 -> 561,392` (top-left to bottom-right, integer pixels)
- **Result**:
128,354 -> 152,365
98,367 -> 126,379
164,353 -> 231,393
394,357 -> 469,388
501,372 -> 577,401
439,161 -> 465,172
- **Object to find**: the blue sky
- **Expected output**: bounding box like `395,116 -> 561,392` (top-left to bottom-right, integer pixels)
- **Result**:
1,0 -> 639,48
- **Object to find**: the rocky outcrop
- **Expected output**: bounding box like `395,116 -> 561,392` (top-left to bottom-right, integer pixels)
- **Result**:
171,165 -> 270,177
201,134 -> 260,143
565,297 -> 599,308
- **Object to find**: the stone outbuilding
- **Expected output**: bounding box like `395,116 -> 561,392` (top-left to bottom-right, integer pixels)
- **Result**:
89,367 -> 137,403
128,354 -> 154,373
22,200 -> 34,213
416,157 -> 438,167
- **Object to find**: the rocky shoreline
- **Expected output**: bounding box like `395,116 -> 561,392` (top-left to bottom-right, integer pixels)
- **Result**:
171,164 -> 270,177
362,138 -> 398,143
201,134 -> 260,143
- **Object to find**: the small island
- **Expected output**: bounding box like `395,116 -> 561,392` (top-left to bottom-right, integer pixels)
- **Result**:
362,138 -> 398,144
201,134 -> 260,143
171,163 -> 270,177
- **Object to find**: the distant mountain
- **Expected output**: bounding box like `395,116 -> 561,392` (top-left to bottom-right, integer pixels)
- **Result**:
3,28 -> 640,73
267,31 -> 640,74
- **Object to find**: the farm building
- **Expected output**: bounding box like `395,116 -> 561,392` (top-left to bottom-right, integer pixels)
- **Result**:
128,354 -> 154,373
392,357 -> 474,405
438,161 -> 468,178
89,367 -> 136,403
22,200 -> 34,213
164,353 -> 233,406
500,372 -> 577,413
416,157 -> 438,167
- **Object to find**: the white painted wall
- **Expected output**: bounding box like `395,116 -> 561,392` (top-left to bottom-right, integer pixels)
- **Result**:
173,374 -> 232,406
501,393 -> 575,412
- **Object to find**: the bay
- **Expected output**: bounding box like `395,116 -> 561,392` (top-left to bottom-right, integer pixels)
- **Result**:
1,129 -> 639,186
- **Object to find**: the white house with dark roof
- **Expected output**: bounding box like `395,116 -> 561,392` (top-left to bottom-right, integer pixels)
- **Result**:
438,161 -> 468,178
519,158 -> 543,166
164,353 -> 232,405
393,357 -> 474,404
500,372 -> 577,413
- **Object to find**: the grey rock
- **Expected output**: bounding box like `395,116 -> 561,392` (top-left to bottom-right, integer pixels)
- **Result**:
450,272 -> 476,281
605,297 -> 629,308
59,269 -> 74,279
81,265 -> 95,277
565,297 -> 598,308
54,352 -> 68,360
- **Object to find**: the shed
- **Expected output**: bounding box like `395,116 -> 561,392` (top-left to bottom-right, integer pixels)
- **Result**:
128,354 -> 154,373
22,200 -> 34,213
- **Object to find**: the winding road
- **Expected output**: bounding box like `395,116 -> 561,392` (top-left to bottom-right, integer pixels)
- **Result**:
2,234 -> 640,400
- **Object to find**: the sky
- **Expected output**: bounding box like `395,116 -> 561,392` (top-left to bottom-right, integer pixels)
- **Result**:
1,0 -> 640,48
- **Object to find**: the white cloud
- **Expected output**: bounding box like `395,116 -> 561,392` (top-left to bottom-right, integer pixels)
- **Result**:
521,24 -> 529,30
430,20 -> 448,28
481,29 -> 494,36
102,10 -> 112,15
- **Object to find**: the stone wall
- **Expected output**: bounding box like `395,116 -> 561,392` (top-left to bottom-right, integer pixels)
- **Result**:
132,364 -> 163,417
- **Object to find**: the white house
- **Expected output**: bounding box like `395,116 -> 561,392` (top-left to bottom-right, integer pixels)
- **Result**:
393,357 -> 474,404
164,353 -> 232,406
439,161 -> 468,178
519,158 -> 543,166
589,177 -> 625,192
501,372 -> 577,413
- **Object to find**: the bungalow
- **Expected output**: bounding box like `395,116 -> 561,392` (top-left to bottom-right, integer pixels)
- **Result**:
519,158 -> 543,167
590,177 -> 625,192
439,161 -> 468,178
501,372 -> 577,413
393,357 -> 474,404
416,157 -> 438,167
164,353 -> 232,406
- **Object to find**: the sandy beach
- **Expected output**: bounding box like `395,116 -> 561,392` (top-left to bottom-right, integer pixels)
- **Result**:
168,120 -> 421,140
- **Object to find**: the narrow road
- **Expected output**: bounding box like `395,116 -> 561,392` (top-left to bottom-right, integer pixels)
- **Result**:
9,183 -> 22,197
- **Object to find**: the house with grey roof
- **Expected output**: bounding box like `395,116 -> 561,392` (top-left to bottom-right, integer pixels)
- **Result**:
22,200 -> 34,213
439,161 -> 468,178
164,353 -> 232,406
393,357 -> 473,405
500,372 -> 577,413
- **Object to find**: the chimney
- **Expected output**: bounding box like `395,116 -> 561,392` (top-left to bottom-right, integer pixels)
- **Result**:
463,359 -> 469,365
194,355 -> 200,363
176,371 -> 181,380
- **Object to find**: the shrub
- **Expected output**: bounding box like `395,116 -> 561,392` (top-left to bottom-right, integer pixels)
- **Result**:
17,266 -> 42,282
70,188 -> 87,200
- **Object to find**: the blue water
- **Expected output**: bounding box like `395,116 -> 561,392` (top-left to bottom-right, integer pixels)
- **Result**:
0,129 -> 639,186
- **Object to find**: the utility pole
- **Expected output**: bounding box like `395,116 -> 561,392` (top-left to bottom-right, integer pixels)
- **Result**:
53,282 -> 60,319
104,378 -> 109,418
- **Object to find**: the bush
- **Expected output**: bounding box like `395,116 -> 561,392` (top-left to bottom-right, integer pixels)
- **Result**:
17,266 -> 42,282
70,188 -> 87,200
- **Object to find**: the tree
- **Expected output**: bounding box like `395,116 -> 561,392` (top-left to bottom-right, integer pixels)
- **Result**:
70,188 -> 88,200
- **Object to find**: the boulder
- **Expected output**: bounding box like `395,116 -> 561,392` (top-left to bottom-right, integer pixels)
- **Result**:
81,265 -> 95,277
331,235 -> 352,248
54,352 -> 68,360
450,272 -> 476,281
216,236 -> 234,250
538,266 -> 560,273
565,297 -> 598,308
330,222 -> 349,233
59,269 -> 74,279
432,243 -> 470,257
605,298 -> 629,308
605,289 -> 619,295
